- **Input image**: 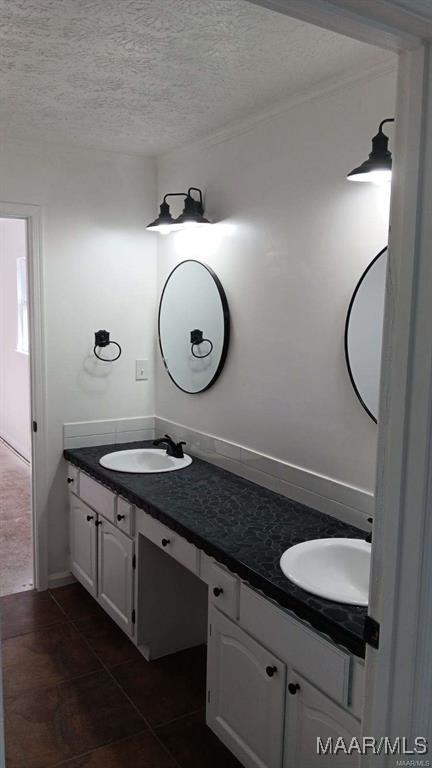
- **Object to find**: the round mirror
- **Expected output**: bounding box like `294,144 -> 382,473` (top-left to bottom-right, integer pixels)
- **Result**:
158,260 -> 230,394
345,246 -> 387,423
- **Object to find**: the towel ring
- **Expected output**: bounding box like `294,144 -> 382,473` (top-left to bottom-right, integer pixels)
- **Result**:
190,329 -> 213,359
93,330 -> 122,362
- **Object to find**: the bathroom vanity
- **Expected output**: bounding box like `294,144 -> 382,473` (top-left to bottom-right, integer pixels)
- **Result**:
64,441 -> 366,768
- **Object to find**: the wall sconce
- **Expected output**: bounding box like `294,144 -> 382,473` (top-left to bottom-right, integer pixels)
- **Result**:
147,187 -> 211,235
347,118 -> 395,184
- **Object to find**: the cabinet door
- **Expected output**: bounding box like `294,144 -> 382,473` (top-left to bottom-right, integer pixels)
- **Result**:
207,607 -> 286,768
97,517 -> 134,636
284,674 -> 361,768
69,495 -> 97,597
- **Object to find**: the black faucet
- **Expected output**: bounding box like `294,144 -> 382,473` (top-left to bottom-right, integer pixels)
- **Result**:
153,434 -> 186,459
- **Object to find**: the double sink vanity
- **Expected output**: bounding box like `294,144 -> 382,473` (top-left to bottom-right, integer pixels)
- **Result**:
64,439 -> 369,768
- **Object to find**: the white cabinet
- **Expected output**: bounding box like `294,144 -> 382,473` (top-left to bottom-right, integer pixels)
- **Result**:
69,494 -> 97,597
284,674 -> 361,768
207,607 -> 286,768
69,491 -> 135,636
67,466 -> 363,768
97,517 -> 135,636
79,472 -> 116,522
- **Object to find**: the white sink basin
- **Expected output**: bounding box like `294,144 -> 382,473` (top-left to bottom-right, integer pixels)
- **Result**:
280,538 -> 371,606
99,448 -> 192,474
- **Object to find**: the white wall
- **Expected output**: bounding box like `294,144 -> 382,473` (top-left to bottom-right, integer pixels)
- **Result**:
0,68 -> 397,578
0,217 -> 31,459
0,141 -> 157,577
156,69 -> 397,497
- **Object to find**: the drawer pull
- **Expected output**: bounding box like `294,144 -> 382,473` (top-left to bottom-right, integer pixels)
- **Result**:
161,538 -> 170,547
213,587 -> 224,597
117,514 -> 126,521
95,520 -> 102,527
288,682 -> 300,695
86,515 -> 94,522
266,665 -> 277,678
67,478 -> 74,484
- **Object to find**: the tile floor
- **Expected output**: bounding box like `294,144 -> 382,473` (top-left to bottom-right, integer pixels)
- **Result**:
0,440 -> 33,597
0,582 -> 242,768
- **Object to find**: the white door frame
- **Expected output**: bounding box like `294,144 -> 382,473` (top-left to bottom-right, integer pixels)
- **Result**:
0,202 -> 48,591
247,0 -> 432,756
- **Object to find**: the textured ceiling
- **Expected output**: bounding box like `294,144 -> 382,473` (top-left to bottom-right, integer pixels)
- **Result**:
0,0 -> 393,155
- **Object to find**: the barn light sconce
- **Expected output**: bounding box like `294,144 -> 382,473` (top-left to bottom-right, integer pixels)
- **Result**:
146,187 -> 211,235
347,118 -> 395,184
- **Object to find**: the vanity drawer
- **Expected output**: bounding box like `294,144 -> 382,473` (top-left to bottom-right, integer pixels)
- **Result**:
201,556 -> 239,620
66,463 -> 79,494
79,473 -> 116,523
116,497 -> 134,537
239,584 -> 351,707
140,513 -> 199,575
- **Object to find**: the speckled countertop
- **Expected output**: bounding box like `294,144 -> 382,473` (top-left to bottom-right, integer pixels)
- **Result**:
64,441 -> 367,657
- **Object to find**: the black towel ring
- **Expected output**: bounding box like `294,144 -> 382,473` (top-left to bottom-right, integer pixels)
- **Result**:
93,330 -> 122,362
190,329 -> 213,359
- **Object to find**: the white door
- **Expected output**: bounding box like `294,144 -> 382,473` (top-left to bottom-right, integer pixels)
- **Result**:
69,495 -> 97,597
207,607 -> 286,768
284,673 -> 361,768
97,517 -> 134,636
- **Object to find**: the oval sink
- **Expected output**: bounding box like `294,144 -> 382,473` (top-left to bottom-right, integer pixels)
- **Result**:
280,538 -> 371,606
99,448 -> 192,474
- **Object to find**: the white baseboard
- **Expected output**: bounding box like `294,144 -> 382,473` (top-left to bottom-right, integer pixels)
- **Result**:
0,432 -> 31,463
48,571 -> 76,589
155,417 -> 373,530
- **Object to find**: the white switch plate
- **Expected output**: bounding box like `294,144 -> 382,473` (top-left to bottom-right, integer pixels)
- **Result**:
135,359 -> 149,380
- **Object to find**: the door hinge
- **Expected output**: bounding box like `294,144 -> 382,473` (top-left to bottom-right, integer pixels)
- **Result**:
32,420 -> 38,433
364,615 -> 380,649
132,554 -> 136,570
132,609 -> 136,624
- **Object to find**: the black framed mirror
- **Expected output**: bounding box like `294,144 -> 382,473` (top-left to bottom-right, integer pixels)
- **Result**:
345,246 -> 387,423
158,260 -> 230,394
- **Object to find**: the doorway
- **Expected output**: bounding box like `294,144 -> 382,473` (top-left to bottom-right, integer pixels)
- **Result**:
0,217 -> 33,596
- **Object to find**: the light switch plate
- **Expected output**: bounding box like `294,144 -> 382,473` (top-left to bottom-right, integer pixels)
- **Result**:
135,359 -> 149,380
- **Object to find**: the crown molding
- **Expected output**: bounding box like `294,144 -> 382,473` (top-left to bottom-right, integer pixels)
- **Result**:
245,0 -> 426,51
158,60 -> 397,164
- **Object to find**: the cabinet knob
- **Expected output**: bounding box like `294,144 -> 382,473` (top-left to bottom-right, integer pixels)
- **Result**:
117,514 -> 125,521
86,515 -> 94,522
266,665 -> 277,678
95,520 -> 102,527
67,478 -> 74,484
288,682 -> 300,695
213,587 -> 224,597
161,538 -> 170,547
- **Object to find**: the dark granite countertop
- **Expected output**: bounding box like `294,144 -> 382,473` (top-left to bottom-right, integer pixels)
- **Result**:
64,441 -> 367,657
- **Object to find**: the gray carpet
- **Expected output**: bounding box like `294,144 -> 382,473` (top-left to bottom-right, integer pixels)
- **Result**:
0,440 -> 33,596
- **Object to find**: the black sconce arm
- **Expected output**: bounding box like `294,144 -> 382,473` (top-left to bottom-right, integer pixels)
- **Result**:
162,188 -> 204,214
379,118 -> 395,133
187,187 -> 204,213
163,192 -> 188,204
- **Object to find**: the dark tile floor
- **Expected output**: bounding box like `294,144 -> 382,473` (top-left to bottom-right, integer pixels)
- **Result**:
0,583 -> 242,768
